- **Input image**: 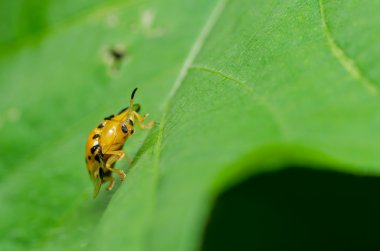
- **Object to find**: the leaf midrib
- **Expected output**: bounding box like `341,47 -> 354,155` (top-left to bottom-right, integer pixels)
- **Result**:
143,0 -> 228,248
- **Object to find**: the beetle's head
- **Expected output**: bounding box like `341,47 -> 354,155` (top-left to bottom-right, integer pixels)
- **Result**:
132,103 -> 140,112
90,168 -> 104,198
116,87 -> 141,117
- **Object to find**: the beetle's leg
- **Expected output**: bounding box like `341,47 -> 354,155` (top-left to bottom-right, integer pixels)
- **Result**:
102,176 -> 115,191
132,111 -> 155,129
104,150 -> 126,181
135,118 -> 155,129
132,111 -> 148,122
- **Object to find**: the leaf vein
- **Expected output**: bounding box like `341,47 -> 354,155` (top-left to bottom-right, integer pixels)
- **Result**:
318,0 -> 378,96
189,65 -> 291,140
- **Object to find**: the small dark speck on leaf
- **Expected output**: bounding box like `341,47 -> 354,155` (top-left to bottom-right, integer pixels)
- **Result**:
105,45 -> 127,75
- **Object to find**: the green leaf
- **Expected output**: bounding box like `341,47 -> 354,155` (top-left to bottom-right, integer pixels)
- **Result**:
1,0 -> 379,250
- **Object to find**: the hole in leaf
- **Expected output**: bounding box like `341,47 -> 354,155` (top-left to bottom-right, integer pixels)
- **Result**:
202,167 -> 380,251
102,44 -> 128,76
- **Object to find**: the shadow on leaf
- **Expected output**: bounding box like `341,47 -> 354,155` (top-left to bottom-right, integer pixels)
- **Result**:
202,167 -> 380,251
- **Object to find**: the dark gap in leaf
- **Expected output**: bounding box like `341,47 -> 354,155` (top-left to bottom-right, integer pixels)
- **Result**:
202,167 -> 380,251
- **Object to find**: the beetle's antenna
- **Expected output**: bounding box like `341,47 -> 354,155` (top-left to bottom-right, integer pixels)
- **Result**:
130,88 -> 138,108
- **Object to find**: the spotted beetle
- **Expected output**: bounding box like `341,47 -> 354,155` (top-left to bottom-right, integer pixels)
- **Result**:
85,88 -> 154,197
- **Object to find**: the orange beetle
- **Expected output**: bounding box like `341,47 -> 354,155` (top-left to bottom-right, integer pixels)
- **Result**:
85,88 -> 154,197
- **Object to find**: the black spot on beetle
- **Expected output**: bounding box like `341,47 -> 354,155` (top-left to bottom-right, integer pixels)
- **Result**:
131,129 -> 134,135
104,114 -> 114,120
94,154 -> 102,163
92,134 -> 100,139
118,107 -> 128,115
88,156 -> 91,161
97,122 -> 105,129
91,144 -> 100,154
121,124 -> 128,133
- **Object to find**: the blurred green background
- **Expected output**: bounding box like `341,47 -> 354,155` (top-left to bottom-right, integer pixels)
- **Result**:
1,0 -> 380,250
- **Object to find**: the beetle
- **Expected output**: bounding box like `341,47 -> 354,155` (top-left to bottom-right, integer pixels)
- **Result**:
85,87 -> 154,197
